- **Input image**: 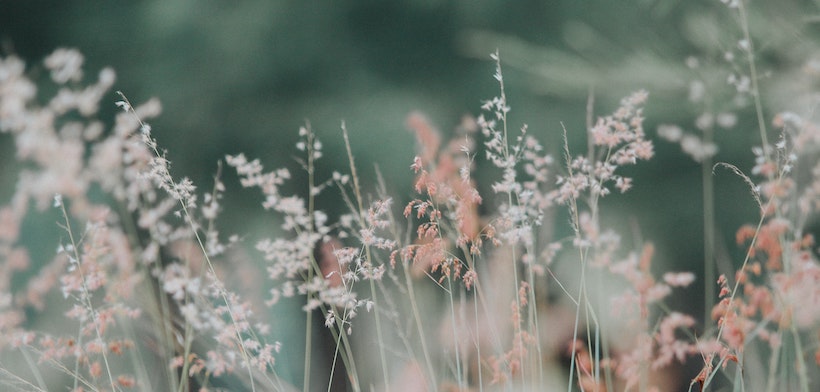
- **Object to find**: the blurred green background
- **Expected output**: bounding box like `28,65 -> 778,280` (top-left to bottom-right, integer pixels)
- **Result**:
2,0 -> 818,389
3,0 -> 788,229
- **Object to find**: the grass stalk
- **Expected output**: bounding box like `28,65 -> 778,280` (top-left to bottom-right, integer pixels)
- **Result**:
117,92 -> 259,392
702,145 -> 716,328
57,200 -> 117,392
342,123 -> 390,391
304,126 -> 316,392
446,276 -> 465,388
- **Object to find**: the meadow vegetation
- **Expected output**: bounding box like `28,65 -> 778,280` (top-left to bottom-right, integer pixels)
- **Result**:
0,1 -> 819,391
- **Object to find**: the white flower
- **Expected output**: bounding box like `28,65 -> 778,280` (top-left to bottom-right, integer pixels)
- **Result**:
44,48 -> 84,84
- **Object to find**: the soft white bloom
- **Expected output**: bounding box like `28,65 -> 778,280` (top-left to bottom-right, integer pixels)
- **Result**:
44,48 -> 84,84
663,272 -> 696,287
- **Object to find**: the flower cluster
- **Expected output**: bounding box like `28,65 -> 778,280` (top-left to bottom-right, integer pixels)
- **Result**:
398,111 -> 491,284
553,90 -> 653,205
0,48 -> 284,390
228,126 -> 391,336
478,53 -> 554,249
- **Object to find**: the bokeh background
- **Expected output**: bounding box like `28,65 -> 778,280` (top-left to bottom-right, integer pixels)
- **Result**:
2,0 -> 819,389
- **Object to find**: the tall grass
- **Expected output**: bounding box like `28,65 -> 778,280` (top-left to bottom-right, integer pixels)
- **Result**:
1,1 -> 819,391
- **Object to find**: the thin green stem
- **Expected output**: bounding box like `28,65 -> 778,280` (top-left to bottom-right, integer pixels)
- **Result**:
765,333 -> 780,392
402,261 -> 438,391
18,347 -> 47,391
493,50 -> 527,386
114,200 -> 180,391
304,127 -> 316,392
342,123 -> 390,391
788,323 -> 810,392
58,201 -> 117,392
562,125 -> 588,392
737,1 -> 770,155
117,92 -> 259,391
702,140 -> 716,328
447,276 -> 465,389
473,285 -> 484,392
176,314 -> 195,392
525,249 -> 544,387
